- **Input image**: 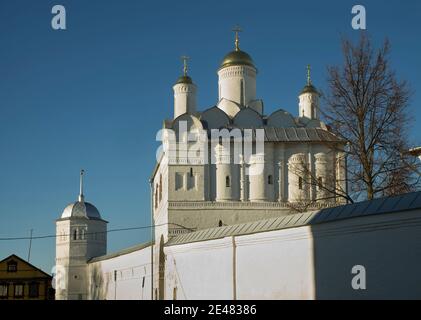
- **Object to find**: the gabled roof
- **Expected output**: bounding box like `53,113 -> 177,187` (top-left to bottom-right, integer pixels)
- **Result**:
166,191 -> 421,246
0,254 -> 52,278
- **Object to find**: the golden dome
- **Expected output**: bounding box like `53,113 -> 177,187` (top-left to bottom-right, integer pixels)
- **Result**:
301,84 -> 318,95
175,75 -> 193,85
300,65 -> 319,95
219,49 -> 255,69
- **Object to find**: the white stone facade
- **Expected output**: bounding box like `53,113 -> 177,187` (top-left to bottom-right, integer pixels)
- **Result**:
173,82 -> 197,119
217,65 -> 260,114
55,213 -> 107,300
55,177 -> 107,300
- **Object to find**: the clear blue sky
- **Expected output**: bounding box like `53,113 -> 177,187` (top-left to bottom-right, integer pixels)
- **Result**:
0,0 -> 420,273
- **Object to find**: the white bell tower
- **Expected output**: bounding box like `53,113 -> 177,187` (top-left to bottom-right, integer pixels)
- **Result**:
173,56 -> 197,119
298,65 -> 320,120
55,170 -> 107,300
217,27 -> 260,114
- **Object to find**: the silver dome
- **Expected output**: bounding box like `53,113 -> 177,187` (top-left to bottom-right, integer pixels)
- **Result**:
61,201 -> 101,219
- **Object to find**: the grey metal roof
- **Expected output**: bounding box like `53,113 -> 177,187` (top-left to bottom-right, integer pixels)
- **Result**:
207,127 -> 343,143
166,191 -> 421,246
88,241 -> 153,263
60,201 -> 102,220
164,115 -> 343,143
264,127 -> 341,143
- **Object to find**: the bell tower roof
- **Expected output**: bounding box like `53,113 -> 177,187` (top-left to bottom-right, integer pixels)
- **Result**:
175,56 -> 194,85
300,65 -> 319,95
220,50 -> 255,69
60,170 -> 102,220
219,26 -> 255,70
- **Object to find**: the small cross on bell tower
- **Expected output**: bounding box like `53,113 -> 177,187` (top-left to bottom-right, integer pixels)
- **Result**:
307,64 -> 312,86
79,169 -> 85,202
232,25 -> 242,51
181,55 -> 189,76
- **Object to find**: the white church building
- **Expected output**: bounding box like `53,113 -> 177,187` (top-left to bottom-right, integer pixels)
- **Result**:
54,33 -> 421,300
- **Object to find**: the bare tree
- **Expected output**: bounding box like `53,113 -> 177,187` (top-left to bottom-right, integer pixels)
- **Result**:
287,151 -> 352,209
322,33 -> 419,201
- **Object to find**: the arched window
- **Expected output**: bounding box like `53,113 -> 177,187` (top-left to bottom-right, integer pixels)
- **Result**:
155,185 -> 158,209
173,287 -> 177,300
73,229 -> 77,241
298,177 -> 303,190
268,175 -> 273,185
240,79 -> 244,106
159,175 -> 162,202
225,176 -> 230,188
190,168 -> 193,177
81,229 -> 86,240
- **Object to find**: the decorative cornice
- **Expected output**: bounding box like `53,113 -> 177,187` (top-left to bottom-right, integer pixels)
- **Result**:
218,65 -> 257,79
173,83 -> 197,93
315,152 -> 328,163
168,201 -> 335,210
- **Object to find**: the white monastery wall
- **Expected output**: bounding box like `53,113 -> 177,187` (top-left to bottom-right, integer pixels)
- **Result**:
87,245 -> 152,300
164,208 -> 421,300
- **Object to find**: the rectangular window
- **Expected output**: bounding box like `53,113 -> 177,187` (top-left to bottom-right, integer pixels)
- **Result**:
240,79 -> 244,106
226,176 -> 231,188
187,170 -> 195,190
7,262 -> 17,272
298,177 -> 303,190
268,175 -> 273,185
154,187 -> 158,209
14,284 -> 24,298
29,282 -> 39,298
175,173 -> 183,190
0,284 -> 8,298
187,176 -> 195,190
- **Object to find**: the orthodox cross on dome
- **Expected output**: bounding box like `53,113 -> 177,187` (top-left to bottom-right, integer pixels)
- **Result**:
307,64 -> 312,85
232,25 -> 242,51
181,55 -> 189,76
79,169 -> 85,202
